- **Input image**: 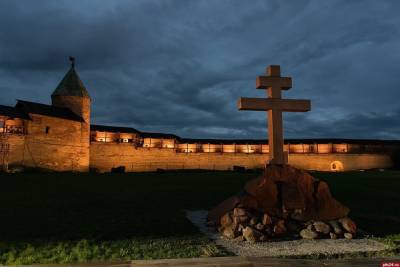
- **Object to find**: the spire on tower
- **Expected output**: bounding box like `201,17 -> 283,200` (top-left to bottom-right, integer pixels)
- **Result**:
69,56 -> 75,68
51,57 -> 90,98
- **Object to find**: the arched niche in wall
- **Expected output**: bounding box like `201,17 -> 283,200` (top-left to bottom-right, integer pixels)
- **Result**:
330,160 -> 344,172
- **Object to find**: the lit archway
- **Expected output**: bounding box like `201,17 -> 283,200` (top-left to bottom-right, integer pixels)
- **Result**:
330,161 -> 344,172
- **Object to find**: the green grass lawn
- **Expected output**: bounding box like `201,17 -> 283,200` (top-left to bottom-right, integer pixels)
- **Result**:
0,170 -> 399,264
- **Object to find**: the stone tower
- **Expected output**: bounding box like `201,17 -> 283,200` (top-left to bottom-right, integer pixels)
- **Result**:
51,58 -> 91,171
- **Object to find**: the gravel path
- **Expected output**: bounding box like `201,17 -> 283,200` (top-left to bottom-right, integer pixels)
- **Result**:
186,210 -> 388,257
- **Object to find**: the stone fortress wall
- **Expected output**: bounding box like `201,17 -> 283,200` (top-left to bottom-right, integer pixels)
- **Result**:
90,131 -> 393,172
1,126 -> 394,173
1,114 -> 89,172
89,141 -> 393,173
90,143 -> 269,172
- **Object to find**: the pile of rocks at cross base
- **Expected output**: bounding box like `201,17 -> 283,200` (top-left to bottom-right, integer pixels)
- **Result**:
207,164 -> 357,242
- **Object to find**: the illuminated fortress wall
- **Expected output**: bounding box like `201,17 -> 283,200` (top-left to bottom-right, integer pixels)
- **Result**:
90,143 -> 269,172
22,115 -> 89,172
2,135 -> 25,166
289,153 -> 392,171
3,115 -> 90,172
3,128 -> 394,173
89,142 -> 393,172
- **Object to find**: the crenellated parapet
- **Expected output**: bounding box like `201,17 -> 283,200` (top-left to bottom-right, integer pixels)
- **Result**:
89,124 -> 399,156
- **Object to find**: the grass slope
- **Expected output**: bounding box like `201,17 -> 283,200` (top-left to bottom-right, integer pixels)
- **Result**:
0,170 -> 398,264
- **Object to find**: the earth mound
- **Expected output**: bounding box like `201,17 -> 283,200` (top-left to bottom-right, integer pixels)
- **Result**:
208,164 -> 355,241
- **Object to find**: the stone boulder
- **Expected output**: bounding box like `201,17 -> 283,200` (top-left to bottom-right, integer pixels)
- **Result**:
242,226 -> 263,242
300,228 -> 319,239
328,220 -> 343,235
220,212 -> 233,228
339,217 -> 357,234
344,233 -> 353,239
208,191 -> 258,224
221,224 -> 239,239
273,219 -> 287,235
313,221 -> 330,234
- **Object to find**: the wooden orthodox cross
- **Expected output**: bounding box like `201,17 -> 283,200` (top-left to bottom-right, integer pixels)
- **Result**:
238,65 -> 311,165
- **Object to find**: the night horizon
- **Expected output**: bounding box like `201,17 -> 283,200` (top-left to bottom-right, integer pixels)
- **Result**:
1,1 -> 399,140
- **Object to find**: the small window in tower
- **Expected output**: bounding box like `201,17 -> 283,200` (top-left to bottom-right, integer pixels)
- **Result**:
45,126 -> 50,134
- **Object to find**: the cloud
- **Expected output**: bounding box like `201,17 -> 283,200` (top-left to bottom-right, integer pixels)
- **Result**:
0,0 -> 399,139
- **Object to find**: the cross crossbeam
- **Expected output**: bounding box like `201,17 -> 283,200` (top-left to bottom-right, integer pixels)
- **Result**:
238,98 -> 310,112
256,76 -> 292,90
238,65 -> 311,165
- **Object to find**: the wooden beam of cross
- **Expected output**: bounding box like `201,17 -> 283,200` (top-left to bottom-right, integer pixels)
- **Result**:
237,65 -> 311,165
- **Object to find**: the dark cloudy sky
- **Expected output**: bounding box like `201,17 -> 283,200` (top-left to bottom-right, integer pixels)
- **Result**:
1,1 -> 399,140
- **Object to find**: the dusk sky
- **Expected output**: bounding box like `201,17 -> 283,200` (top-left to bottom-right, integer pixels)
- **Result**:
1,0 -> 399,140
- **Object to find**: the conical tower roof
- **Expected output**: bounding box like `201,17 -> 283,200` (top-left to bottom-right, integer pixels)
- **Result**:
52,58 -> 90,98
